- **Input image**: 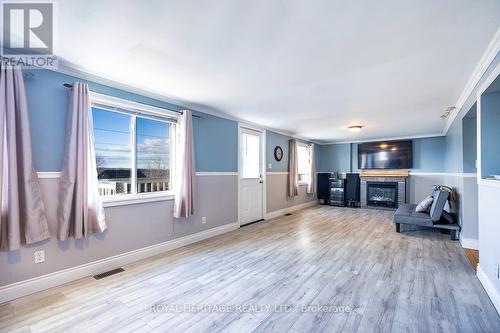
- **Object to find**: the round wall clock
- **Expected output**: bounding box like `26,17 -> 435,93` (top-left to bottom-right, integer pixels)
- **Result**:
274,146 -> 283,161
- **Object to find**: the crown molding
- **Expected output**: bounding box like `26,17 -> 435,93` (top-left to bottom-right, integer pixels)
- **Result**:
443,27 -> 500,135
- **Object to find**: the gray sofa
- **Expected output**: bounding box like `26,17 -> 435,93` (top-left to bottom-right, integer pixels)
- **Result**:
393,187 -> 460,240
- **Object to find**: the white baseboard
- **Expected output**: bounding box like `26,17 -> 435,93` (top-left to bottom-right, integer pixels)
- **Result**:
0,222 -> 239,304
460,235 -> 479,250
477,264 -> 500,315
265,201 -> 318,220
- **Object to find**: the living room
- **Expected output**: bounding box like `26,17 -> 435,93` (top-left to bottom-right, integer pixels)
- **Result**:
1,1 -> 500,332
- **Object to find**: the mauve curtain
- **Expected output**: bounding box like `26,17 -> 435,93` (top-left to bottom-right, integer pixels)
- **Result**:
0,64 -> 49,251
287,139 -> 298,197
307,144 -> 317,194
173,110 -> 195,218
57,82 -> 106,240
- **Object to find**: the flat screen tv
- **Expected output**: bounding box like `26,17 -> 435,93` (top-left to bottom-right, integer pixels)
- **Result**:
358,140 -> 412,169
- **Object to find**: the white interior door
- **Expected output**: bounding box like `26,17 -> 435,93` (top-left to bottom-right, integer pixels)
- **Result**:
239,127 -> 264,225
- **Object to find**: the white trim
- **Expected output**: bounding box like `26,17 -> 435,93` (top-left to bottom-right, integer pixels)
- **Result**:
37,171 -> 238,178
90,91 -> 179,120
445,173 -> 477,178
408,172 -> 445,176
37,172 -> 61,179
325,133 -> 444,145
265,201 -> 318,220
195,172 -> 238,176
101,192 -> 174,207
443,27 -> 500,135
477,264 -> 500,316
460,235 -> 479,250
478,179 -> 500,189
267,171 -> 289,175
0,222 -> 239,304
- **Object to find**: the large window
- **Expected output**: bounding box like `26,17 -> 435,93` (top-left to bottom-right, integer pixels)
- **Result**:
297,144 -> 312,184
91,98 -> 175,198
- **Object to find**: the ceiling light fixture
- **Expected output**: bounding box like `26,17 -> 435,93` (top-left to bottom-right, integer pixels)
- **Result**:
349,125 -> 363,132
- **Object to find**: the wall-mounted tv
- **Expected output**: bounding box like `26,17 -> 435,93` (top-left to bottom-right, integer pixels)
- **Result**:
358,140 -> 412,169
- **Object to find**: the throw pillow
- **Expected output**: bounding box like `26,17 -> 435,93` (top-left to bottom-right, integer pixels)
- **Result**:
415,195 -> 434,213
440,211 -> 454,224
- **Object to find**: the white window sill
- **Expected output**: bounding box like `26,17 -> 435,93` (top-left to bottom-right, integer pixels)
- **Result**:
101,192 -> 175,208
478,178 -> 500,189
298,181 -> 310,186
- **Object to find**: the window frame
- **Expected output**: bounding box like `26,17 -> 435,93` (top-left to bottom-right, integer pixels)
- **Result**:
297,142 -> 312,186
90,92 -> 179,206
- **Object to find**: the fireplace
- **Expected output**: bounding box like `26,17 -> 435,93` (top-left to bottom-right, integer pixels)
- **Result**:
366,181 -> 398,208
359,171 -> 408,209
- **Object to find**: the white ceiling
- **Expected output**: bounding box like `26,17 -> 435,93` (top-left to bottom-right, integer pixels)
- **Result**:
56,0 -> 500,143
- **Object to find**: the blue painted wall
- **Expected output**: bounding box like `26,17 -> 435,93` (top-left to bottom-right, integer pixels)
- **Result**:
266,131 -> 290,172
192,112 -> 237,172
23,69 -> 237,172
480,92 -> 500,177
318,144 -> 351,172
444,118 -> 464,173
266,130 -> 319,172
462,106 -> 477,173
319,137 -> 446,173
411,137 -> 446,172
444,51 -> 500,173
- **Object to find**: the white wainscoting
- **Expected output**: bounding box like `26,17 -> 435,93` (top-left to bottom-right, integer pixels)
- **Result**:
477,265 -> 500,315
0,222 -> 239,304
460,235 -> 479,250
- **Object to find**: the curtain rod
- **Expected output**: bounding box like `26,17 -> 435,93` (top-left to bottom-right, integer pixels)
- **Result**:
62,82 -> 200,118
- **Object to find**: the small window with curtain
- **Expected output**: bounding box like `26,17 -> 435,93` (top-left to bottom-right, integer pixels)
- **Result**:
91,94 -> 177,198
297,143 -> 311,184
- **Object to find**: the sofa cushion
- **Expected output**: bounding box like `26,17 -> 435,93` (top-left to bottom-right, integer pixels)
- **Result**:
415,195 -> 433,212
429,188 -> 449,222
394,204 -> 434,227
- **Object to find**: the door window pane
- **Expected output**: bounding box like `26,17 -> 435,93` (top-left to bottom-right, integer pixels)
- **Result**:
136,117 -> 170,193
92,107 -> 132,196
241,133 -> 260,179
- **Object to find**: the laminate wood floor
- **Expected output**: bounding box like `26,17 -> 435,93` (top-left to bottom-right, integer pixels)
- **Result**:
1,206 -> 499,333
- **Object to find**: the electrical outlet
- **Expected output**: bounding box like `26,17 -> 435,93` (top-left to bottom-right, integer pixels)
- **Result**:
34,249 -> 45,264
201,216 -> 207,224
268,163 -> 272,169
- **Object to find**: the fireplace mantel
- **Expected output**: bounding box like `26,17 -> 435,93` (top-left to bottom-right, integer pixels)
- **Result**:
360,170 -> 409,178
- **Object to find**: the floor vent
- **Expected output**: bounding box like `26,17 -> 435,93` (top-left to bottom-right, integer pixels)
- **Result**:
93,268 -> 125,280
284,213 -> 293,216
